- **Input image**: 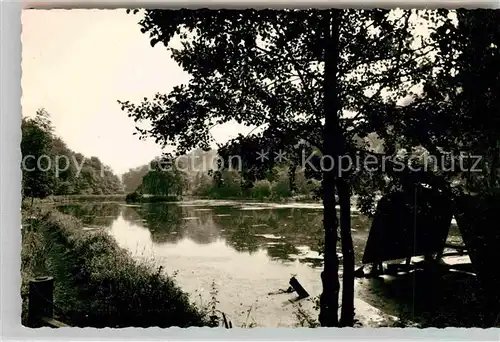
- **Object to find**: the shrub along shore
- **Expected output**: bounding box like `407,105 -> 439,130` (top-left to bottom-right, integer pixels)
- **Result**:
21,208 -> 214,328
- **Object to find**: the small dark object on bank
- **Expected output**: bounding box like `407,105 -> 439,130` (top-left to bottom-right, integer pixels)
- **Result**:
289,276 -> 309,299
268,286 -> 294,295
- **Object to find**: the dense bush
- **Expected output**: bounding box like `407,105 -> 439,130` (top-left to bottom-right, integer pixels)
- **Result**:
250,180 -> 272,199
188,165 -> 321,201
125,191 -> 142,203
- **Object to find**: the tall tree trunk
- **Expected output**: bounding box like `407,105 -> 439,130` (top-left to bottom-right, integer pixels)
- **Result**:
338,178 -> 355,326
489,141 -> 499,189
289,163 -> 297,194
319,9 -> 341,328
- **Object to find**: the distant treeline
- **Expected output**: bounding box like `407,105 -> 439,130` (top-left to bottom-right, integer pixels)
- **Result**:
121,148 -> 323,200
120,132 -> 388,201
121,149 -> 217,193
21,109 -> 123,199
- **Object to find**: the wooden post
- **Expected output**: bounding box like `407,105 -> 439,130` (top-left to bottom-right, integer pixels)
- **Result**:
289,276 -> 310,299
28,276 -> 54,328
222,312 -> 230,329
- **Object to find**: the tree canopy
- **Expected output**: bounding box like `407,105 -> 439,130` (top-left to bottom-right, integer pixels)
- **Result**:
388,9 -> 500,193
120,9 -> 452,211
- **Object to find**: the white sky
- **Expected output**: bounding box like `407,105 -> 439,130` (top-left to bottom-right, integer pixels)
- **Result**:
21,9 -> 250,175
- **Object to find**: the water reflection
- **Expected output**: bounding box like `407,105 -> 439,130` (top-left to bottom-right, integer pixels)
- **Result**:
56,201 -> 461,268
122,203 -> 334,264
57,201 -> 375,266
57,203 -> 121,227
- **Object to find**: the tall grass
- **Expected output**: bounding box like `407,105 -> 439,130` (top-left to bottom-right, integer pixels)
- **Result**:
21,209 -> 215,328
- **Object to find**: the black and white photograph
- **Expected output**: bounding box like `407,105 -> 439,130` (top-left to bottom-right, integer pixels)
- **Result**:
19,7 -> 500,329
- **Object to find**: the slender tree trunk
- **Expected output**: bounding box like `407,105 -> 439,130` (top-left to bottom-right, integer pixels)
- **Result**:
319,9 -> 341,328
320,9 -> 356,327
489,141 -> 499,189
338,178 -> 355,327
289,163 -> 297,194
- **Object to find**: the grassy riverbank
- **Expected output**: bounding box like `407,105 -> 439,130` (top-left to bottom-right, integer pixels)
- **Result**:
54,194 -> 127,202
21,208 -> 214,328
22,194 -> 127,207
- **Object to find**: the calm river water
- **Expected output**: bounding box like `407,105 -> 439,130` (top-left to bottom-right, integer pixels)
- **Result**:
57,199 -> 464,327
